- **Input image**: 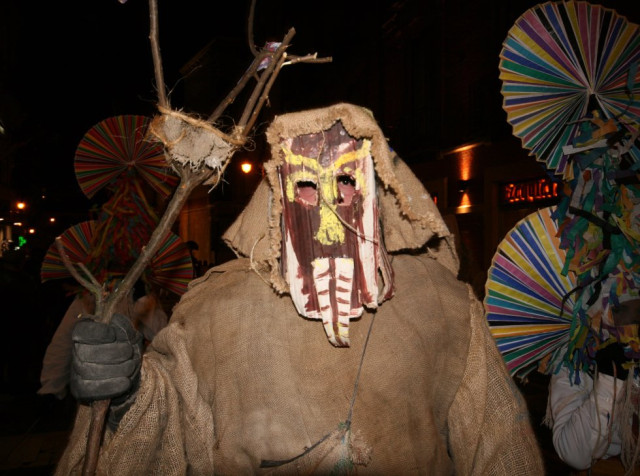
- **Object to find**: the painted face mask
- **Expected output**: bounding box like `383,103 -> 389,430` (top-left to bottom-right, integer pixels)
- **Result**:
277,120 -> 393,346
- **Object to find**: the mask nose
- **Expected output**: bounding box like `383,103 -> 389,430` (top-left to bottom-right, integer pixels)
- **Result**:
316,208 -> 345,247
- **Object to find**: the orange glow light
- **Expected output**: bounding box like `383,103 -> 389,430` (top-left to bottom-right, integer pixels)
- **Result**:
459,150 -> 472,181
452,143 -> 479,154
241,162 -> 252,174
16,202 -> 26,210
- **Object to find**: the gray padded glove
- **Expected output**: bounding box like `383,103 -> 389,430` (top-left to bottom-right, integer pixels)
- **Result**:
70,313 -> 143,417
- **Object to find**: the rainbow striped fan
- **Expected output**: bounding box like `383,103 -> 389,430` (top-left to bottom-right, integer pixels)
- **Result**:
499,1 -> 640,178
41,221 -> 193,296
148,232 -> 195,296
40,221 -> 96,282
74,115 -> 178,199
484,207 -> 576,379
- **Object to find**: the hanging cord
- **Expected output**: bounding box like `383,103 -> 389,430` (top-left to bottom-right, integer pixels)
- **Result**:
300,128 -> 379,245
318,192 -> 379,245
591,368 -> 603,470
260,312 -> 377,468
620,367 -> 640,474
248,234 -> 273,288
625,405 -> 640,475
317,130 -> 378,245
345,313 -> 376,429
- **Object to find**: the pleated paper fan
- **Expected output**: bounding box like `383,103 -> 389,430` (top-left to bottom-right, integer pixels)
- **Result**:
499,1 -> 640,178
41,222 -> 194,296
484,206 -> 577,378
75,115 -> 178,199
148,231 -> 194,295
41,221 -> 95,282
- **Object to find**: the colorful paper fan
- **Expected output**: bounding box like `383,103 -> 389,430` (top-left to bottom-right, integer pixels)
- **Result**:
41,222 -> 194,296
41,221 -> 96,282
148,231 -> 194,295
484,207 -> 577,379
499,1 -> 640,177
75,115 -> 178,199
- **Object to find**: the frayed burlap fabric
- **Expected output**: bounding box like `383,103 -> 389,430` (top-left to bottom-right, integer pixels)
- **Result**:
223,103 -> 459,293
56,104 -> 543,475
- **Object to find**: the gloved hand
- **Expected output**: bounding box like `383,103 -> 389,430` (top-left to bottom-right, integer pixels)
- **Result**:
596,342 -> 629,380
70,313 -> 143,408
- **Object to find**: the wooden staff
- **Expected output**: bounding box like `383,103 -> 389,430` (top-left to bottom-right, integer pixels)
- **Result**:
52,0 -> 331,474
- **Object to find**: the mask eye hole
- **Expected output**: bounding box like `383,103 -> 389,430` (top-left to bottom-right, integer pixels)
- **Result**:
296,180 -> 318,205
337,175 -> 356,205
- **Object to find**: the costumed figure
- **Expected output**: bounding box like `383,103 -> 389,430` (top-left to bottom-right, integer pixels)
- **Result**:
546,110 -> 640,471
38,178 -> 171,400
494,2 -> 640,472
39,115 -> 190,400
56,104 -> 543,474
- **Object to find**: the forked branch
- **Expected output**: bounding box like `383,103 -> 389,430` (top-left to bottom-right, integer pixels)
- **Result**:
70,1 -> 332,473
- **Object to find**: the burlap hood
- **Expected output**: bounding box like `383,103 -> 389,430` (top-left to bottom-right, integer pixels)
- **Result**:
223,103 -> 459,293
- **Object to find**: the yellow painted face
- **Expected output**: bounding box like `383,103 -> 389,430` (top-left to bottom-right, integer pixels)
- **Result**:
281,139 -> 372,246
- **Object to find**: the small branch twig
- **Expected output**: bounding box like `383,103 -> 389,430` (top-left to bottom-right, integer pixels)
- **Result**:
285,54 -> 333,66
55,238 -> 104,315
149,0 -> 169,109
211,13 -> 332,127
208,53 -> 267,123
242,53 -> 287,137
77,263 -> 105,317
236,28 -> 296,131
247,0 -> 258,57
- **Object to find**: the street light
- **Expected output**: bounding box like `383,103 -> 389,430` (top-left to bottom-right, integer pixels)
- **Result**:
241,161 -> 253,174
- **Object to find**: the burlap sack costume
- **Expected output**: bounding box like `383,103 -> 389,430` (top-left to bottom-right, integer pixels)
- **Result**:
56,104 -> 543,475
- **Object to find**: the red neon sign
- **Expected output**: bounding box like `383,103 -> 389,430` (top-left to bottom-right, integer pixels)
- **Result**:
501,177 -> 559,205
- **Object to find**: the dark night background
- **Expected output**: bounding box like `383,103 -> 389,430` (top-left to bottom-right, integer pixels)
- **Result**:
3,0 -> 640,236
1,0 -> 399,218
